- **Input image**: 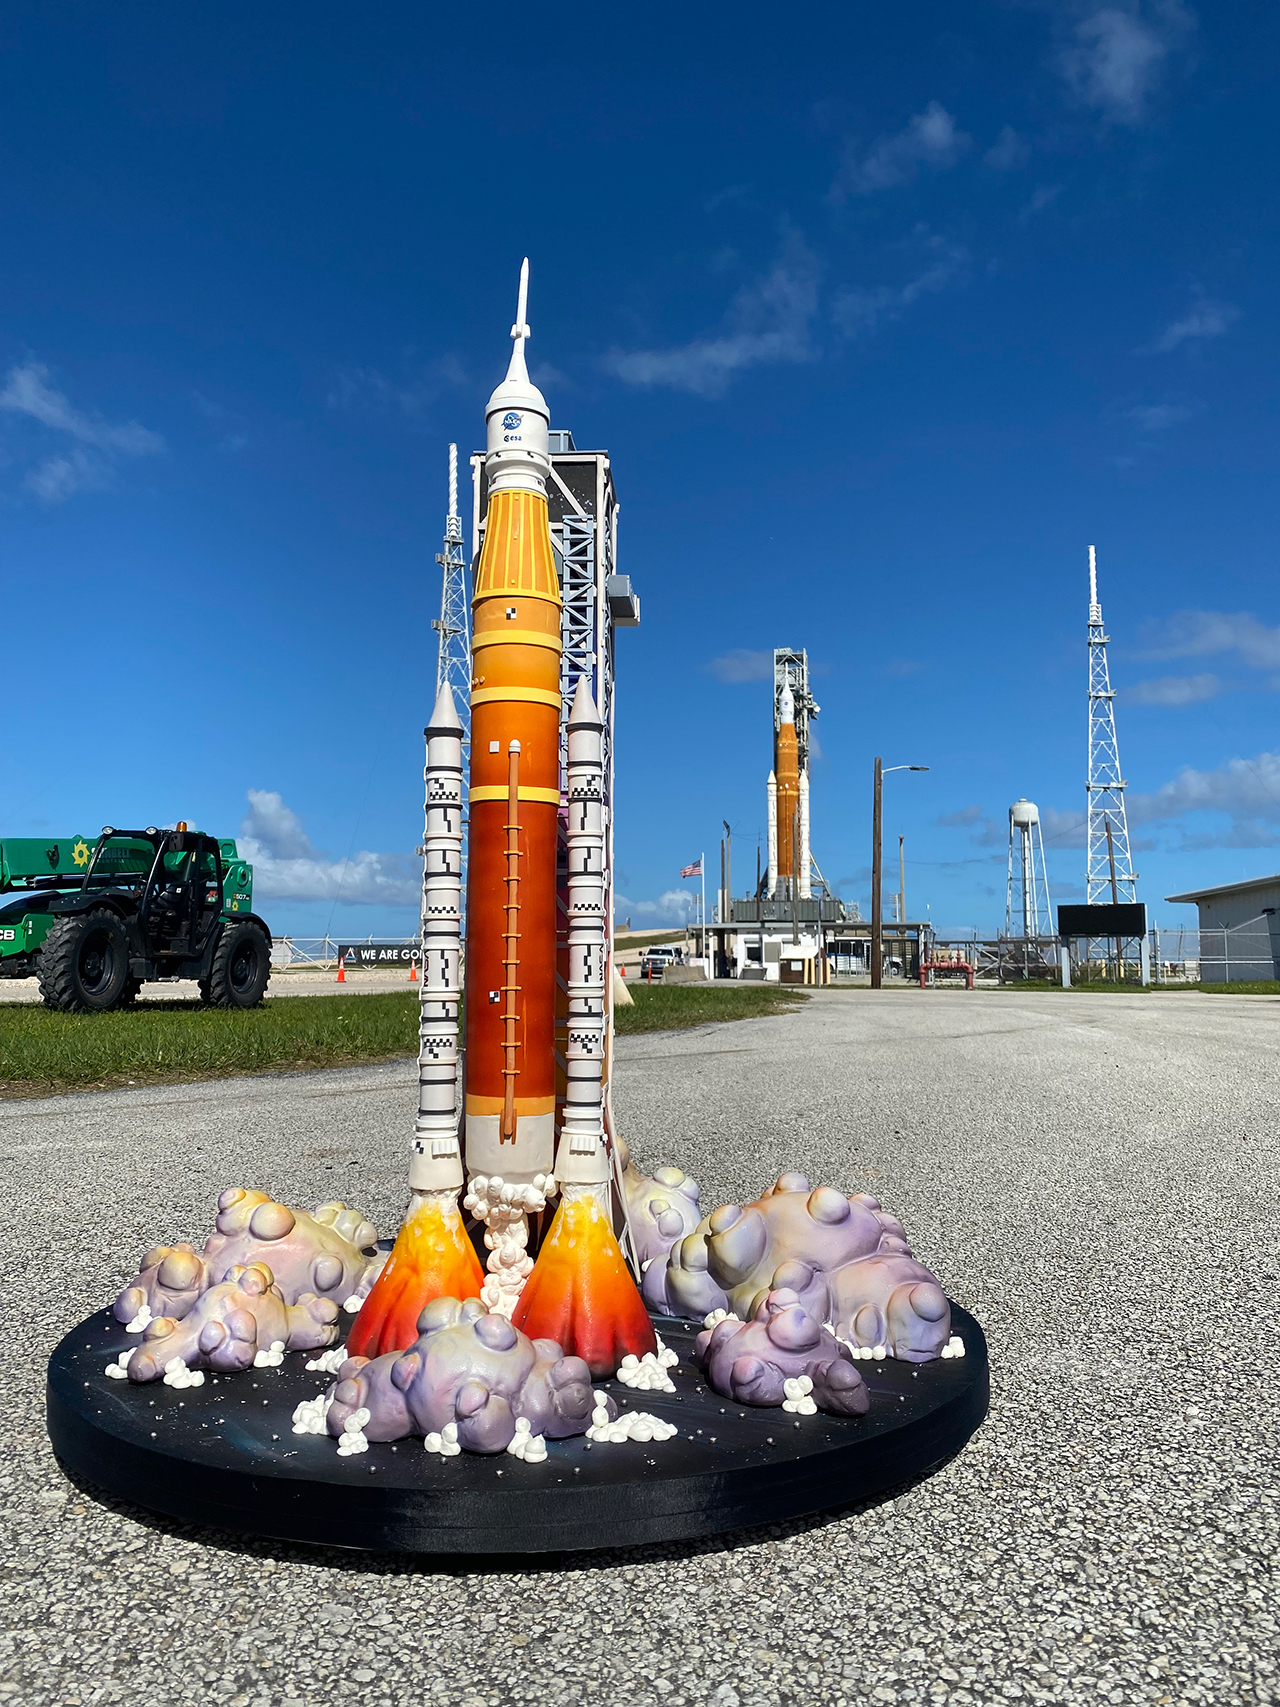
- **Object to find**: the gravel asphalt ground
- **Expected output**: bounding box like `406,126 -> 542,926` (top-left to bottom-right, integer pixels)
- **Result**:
2,989 -> 1276,1707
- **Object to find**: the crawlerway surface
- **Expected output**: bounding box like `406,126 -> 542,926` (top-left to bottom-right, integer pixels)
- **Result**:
2,989 -> 1277,1707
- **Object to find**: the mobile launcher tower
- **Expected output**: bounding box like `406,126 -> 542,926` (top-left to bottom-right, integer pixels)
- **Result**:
46,263 -> 987,1557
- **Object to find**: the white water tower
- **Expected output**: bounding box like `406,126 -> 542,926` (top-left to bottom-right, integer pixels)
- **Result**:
1006,799 -> 1053,939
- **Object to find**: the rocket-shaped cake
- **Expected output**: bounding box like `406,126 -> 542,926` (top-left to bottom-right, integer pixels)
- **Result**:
351,260 -> 653,1374
463,260 -> 561,1179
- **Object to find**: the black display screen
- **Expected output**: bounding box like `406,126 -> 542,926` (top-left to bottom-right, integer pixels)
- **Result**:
1057,903 -> 1147,939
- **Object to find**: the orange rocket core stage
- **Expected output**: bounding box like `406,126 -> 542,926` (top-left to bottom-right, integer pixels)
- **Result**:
346,1195 -> 484,1358
465,487 -> 562,1151
513,1188 -> 657,1377
775,718 -> 800,886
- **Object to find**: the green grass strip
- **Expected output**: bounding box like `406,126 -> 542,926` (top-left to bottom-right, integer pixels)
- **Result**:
0,983 -> 807,1099
615,983 -> 808,1033
0,992 -> 419,1099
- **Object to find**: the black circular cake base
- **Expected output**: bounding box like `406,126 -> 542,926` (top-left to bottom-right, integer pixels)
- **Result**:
47,1306 -> 988,1556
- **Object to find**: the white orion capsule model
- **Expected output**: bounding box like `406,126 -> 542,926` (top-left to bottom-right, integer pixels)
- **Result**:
555,677 -> 609,1185
409,680 -> 466,1196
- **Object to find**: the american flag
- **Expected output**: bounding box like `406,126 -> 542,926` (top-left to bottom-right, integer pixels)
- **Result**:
681,858 -> 702,878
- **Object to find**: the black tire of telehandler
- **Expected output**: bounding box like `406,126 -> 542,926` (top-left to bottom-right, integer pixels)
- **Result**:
37,910 -> 133,1013
118,976 -> 144,1006
202,921 -> 271,1009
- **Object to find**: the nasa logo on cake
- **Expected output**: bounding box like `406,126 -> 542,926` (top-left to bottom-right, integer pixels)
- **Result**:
502,411 -> 522,430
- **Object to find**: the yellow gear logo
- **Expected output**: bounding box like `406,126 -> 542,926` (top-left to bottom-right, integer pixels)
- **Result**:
72,839 -> 91,868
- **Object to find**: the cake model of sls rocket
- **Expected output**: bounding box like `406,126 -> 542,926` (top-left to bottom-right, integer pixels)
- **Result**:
350,261 -> 654,1377
766,680 -> 812,900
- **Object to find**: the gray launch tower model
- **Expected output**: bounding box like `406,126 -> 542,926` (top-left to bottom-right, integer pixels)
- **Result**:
433,444 -> 472,763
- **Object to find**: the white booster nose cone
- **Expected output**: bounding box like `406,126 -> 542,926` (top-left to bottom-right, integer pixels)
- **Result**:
485,257 -> 550,494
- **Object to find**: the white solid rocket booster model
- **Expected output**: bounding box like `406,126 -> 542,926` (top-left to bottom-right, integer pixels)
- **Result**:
556,676 -> 609,1184
409,681 -> 465,1195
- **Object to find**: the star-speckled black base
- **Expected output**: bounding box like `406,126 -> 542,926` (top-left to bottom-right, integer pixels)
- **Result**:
47,1305 -> 988,1556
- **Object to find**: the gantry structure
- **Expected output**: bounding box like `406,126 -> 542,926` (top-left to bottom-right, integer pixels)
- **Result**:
773,648 -> 818,776
433,444 -> 472,760
1085,547 -> 1138,905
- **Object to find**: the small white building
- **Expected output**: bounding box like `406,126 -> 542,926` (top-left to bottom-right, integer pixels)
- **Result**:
1165,875 -> 1280,983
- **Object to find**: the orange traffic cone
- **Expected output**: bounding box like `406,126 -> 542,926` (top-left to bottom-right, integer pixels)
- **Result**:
336,956 -> 346,984
409,960 -> 418,982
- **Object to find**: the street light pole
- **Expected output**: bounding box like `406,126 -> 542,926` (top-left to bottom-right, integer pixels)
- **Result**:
871,760 -> 929,991
871,757 -> 884,989
723,819 -> 733,979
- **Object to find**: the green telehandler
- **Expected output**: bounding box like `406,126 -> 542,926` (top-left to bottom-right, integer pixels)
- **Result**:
0,825 -> 272,1013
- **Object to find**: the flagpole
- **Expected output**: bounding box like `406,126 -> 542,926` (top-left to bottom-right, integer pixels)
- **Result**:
701,852 -> 706,972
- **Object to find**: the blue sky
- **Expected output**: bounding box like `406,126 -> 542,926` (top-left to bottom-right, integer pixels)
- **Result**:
3,1 -> 1278,938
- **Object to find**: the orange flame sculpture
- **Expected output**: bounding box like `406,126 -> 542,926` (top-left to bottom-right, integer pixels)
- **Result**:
347,1191 -> 482,1359
513,1186 -> 655,1377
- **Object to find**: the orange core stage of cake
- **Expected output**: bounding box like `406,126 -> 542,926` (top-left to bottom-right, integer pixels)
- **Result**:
347,1194 -> 484,1358
512,1187 -> 657,1376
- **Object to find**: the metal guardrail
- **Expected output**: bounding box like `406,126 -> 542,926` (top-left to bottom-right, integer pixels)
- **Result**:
270,936 -> 342,968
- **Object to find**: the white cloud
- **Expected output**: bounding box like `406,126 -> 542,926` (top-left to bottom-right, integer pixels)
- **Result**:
831,103 -> 971,198
1127,672 -> 1219,705
936,805 -> 985,828
614,890 -> 698,925
25,450 -> 104,503
1139,610 -> 1280,670
1126,402 -> 1192,431
603,234 -> 819,398
191,390 -> 250,453
1059,3 -> 1194,126
1151,296 -> 1239,353
1020,185 -> 1063,220
934,805 -> 1003,849
0,361 -> 164,454
707,649 -> 772,684
985,127 -> 1029,171
1131,750 -> 1280,829
237,789 -> 419,906
0,360 -> 164,504
832,236 -> 970,339
326,354 -> 471,418
1040,807 -> 1089,849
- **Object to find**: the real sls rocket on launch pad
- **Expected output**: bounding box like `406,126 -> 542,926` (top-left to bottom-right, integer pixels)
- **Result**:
350,261 -> 652,1375
766,666 -> 813,901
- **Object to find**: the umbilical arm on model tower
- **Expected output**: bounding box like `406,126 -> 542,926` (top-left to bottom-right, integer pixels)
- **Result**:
410,682 -> 465,1194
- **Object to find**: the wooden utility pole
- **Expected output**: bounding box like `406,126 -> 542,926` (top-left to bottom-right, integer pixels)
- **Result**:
871,757 -> 883,989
